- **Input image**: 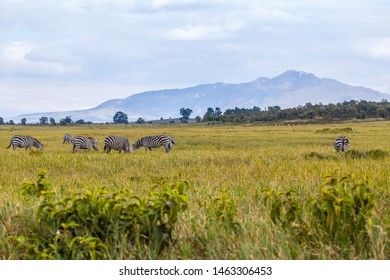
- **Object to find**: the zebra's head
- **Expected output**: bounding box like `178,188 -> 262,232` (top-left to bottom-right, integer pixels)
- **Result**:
33,138 -> 44,150
132,140 -> 142,151
88,138 -> 98,151
342,136 -> 350,151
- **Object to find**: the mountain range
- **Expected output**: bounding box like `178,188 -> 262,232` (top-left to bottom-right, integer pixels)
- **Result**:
11,70 -> 390,123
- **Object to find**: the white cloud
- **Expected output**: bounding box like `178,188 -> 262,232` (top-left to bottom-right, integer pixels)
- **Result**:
354,37 -> 390,60
165,24 -> 225,41
165,21 -> 243,41
0,42 -> 84,77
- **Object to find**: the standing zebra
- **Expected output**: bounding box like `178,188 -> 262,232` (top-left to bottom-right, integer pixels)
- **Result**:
334,136 -> 350,152
6,135 -> 44,151
104,135 -> 131,154
132,135 -> 175,153
63,133 -> 73,144
72,136 -> 98,152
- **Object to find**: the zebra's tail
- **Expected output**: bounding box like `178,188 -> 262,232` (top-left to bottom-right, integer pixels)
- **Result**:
6,141 -> 11,149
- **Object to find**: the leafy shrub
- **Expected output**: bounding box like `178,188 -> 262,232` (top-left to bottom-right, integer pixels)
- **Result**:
345,149 -> 389,160
8,170 -> 189,259
20,169 -> 53,198
263,173 -> 386,258
207,188 -> 241,233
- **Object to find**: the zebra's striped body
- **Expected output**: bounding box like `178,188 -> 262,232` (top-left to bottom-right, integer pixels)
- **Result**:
334,136 -> 350,152
72,136 -> 98,152
6,135 -> 44,151
104,135 -> 131,154
63,133 -> 73,144
132,135 -> 175,153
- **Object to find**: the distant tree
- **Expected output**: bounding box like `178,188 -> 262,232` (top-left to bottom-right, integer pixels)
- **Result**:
49,117 -> 56,125
136,117 -> 145,124
113,111 -> 128,124
195,116 -> 201,123
0,117 -> 4,125
21,118 -> 27,125
75,119 -> 85,124
214,107 -> 222,116
180,108 -> 193,123
39,116 -> 48,125
8,120 -> 14,125
206,107 -> 215,116
60,116 -> 73,125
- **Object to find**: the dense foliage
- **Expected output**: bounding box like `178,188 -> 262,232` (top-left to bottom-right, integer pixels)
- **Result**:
203,100 -> 390,123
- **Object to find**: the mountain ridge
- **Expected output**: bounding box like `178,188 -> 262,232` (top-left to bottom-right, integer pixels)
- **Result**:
7,70 -> 390,123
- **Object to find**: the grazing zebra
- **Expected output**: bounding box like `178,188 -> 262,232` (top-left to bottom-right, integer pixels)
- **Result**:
6,135 -> 44,151
104,135 -> 131,154
132,135 -> 175,153
334,136 -> 350,152
63,133 -> 73,144
72,136 -> 98,152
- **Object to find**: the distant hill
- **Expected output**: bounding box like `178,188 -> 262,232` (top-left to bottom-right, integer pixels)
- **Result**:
10,70 -> 390,123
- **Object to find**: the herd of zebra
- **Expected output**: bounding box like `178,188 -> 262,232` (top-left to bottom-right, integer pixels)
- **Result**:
6,134 -> 176,153
6,133 -> 349,153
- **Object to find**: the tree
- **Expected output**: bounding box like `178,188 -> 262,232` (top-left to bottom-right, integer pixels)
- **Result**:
75,119 -> 85,124
180,108 -> 193,123
214,107 -> 222,116
49,117 -> 56,125
60,116 -> 73,125
0,117 -> 4,125
136,117 -> 145,124
206,107 -> 215,116
21,118 -> 27,125
113,111 -> 128,124
39,116 -> 48,125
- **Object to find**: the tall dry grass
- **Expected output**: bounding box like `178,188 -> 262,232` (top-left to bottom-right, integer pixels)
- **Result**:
0,121 -> 389,259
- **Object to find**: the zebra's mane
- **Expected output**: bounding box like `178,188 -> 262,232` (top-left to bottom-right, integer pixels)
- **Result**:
32,137 -> 43,145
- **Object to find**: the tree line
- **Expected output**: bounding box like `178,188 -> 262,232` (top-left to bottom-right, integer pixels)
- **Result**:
202,100 -> 390,123
1,100 -> 390,125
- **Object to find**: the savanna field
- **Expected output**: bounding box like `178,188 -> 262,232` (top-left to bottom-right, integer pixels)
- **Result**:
0,121 -> 389,260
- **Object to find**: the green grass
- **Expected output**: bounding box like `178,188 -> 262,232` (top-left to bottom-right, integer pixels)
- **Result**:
0,121 -> 389,259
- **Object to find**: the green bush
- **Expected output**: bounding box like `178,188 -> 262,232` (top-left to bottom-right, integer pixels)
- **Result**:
7,170 -> 189,259
263,173 -> 386,259
345,149 -> 389,160
207,188 -> 241,233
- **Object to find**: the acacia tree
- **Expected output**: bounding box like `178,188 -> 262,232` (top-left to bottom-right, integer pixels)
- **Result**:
60,116 -> 73,125
39,117 -> 48,125
179,108 -> 193,123
113,111 -> 128,124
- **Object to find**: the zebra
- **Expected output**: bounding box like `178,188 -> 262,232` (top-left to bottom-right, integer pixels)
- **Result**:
72,136 -> 98,152
132,135 -> 175,153
104,135 -> 131,154
334,136 -> 350,152
6,135 -> 44,151
63,133 -> 73,144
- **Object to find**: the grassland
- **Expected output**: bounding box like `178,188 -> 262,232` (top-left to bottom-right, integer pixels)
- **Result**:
0,121 -> 389,259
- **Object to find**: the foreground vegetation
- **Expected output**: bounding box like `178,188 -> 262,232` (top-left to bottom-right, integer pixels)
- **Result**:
0,121 -> 389,259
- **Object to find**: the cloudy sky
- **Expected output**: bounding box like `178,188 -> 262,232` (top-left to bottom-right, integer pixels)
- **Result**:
1,0 -> 390,118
